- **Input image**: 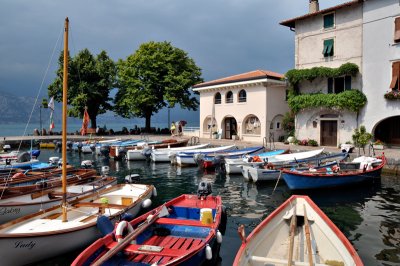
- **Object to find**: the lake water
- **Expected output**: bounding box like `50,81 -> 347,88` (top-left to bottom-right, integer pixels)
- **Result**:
30,149 -> 400,266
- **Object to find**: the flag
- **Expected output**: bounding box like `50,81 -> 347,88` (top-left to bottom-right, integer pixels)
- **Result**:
80,108 -> 90,136
48,97 -> 55,131
48,96 -> 55,111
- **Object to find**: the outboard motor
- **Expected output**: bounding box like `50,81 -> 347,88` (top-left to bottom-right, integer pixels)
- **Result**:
213,155 -> 226,174
55,141 -> 62,152
141,147 -> 152,158
193,153 -> 205,166
17,152 -> 31,163
90,144 -> 96,152
100,145 -> 110,157
2,144 -> 11,152
197,181 -> 212,199
115,147 -> 127,161
66,141 -> 73,151
77,142 -> 83,153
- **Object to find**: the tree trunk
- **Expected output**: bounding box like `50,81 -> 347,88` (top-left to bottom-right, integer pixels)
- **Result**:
145,112 -> 152,133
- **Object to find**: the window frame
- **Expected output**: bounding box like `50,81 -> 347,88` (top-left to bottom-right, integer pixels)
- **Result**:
238,89 -> 247,103
323,13 -> 335,29
226,91 -> 233,103
395,17 -> 400,43
323,38 -> 334,58
214,92 -> 221,104
328,75 -> 351,94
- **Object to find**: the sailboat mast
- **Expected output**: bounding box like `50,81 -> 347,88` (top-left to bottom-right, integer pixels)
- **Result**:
62,17 -> 69,222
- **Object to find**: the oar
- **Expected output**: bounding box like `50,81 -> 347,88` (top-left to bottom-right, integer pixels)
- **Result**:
92,204 -> 169,266
303,204 -> 313,266
288,204 -> 297,266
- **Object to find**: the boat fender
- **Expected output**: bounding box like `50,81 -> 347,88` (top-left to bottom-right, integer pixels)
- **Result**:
205,244 -> 212,260
101,166 -> 110,176
96,215 -> 114,236
142,198 -> 152,209
216,230 -> 223,244
12,172 -> 26,179
115,221 -> 136,244
152,187 -> 158,197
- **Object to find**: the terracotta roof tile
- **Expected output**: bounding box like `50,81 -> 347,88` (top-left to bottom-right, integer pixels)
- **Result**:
193,70 -> 284,89
280,0 -> 362,28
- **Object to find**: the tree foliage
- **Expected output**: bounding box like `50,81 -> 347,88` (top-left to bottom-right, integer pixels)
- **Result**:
114,41 -> 203,131
352,125 -> 373,155
287,90 -> 367,114
282,111 -> 295,136
48,49 -> 116,128
285,63 -> 359,86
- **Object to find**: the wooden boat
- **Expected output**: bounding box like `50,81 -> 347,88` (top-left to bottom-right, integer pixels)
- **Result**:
282,155 -> 385,190
0,167 -> 97,197
146,143 -> 210,162
0,183 -> 155,265
174,145 -> 237,166
0,175 -> 117,223
233,195 -> 363,266
200,146 -> 265,170
224,149 -> 287,174
72,184 -> 224,266
110,139 -> 189,160
241,152 -> 348,182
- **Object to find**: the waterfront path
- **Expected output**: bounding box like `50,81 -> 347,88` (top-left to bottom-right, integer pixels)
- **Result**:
1,133 -> 399,175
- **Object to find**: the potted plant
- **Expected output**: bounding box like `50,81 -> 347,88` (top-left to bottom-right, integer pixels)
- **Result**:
372,139 -> 384,150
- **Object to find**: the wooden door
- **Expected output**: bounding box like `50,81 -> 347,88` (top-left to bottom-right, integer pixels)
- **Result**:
224,118 -> 237,139
321,120 -> 337,146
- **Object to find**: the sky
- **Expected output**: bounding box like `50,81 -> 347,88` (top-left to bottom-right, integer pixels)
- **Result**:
0,0 -> 350,99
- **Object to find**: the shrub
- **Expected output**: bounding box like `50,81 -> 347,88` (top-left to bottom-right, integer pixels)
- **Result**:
308,139 -> 318,146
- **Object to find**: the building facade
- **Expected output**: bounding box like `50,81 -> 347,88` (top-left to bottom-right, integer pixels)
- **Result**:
280,0 -> 364,147
192,70 -> 288,143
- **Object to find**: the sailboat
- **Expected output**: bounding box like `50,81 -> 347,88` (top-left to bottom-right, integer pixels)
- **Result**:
0,18 -> 156,265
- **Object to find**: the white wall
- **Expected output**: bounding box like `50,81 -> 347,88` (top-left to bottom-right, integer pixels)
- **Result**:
361,0 -> 400,132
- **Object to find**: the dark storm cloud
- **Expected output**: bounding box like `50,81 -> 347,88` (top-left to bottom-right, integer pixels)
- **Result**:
0,0 -> 348,97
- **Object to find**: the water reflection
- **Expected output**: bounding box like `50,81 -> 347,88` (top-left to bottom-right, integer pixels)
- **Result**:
32,150 -> 400,266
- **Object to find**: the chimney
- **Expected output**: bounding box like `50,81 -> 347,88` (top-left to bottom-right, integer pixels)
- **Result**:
309,0 -> 319,13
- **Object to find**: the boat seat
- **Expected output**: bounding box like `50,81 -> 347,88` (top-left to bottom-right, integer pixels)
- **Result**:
250,255 -> 331,266
44,212 -> 62,220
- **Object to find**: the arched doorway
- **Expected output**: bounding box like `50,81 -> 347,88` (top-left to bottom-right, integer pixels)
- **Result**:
223,116 -> 237,139
374,116 -> 400,145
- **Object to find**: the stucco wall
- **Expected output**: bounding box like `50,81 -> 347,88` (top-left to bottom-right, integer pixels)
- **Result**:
295,5 -> 363,69
361,0 -> 400,133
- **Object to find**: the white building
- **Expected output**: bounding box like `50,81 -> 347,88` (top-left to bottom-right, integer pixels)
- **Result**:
280,0 -> 364,147
362,0 -> 400,146
192,70 -> 288,143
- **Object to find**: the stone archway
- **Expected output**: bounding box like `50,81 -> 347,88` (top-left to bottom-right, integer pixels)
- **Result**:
373,116 -> 400,145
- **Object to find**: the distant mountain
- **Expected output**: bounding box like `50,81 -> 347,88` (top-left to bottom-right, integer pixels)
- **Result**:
0,90 -> 200,126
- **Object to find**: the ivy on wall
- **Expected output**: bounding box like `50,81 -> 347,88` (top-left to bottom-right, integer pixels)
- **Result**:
287,90 -> 367,113
285,63 -> 359,85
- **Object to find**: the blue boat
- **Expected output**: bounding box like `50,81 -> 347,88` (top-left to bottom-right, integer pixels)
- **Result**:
282,155 -> 386,190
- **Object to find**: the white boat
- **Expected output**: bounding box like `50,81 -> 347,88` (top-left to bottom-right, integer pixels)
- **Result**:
266,148 -> 325,163
174,145 -> 236,166
0,183 -> 155,265
0,175 -> 117,224
233,195 -> 363,266
150,143 -> 210,162
224,149 -> 287,174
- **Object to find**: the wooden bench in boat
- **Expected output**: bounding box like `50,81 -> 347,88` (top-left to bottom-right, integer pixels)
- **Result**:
79,214 -> 98,223
250,255 -> 333,266
44,212 -> 63,220
73,202 -> 127,209
105,235 -> 204,264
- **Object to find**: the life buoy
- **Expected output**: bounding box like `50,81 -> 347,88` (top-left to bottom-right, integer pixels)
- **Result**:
12,172 -> 26,180
266,163 -> 275,170
332,165 -> 340,173
115,221 -> 136,244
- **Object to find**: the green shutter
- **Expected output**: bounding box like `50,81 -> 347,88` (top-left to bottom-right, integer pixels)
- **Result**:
324,14 -> 334,29
323,39 -> 334,57
345,76 -> 351,90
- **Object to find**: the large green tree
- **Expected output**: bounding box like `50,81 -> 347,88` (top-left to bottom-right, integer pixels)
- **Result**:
48,49 -> 116,128
114,41 -> 203,131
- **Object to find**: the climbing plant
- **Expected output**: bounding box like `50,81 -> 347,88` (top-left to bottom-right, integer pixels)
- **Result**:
285,63 -> 359,86
287,89 -> 367,113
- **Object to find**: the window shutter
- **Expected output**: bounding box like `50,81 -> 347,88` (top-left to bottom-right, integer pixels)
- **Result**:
345,76 -> 351,90
390,62 -> 400,89
395,17 -> 400,43
328,78 -> 333,93
324,14 -> 334,29
323,39 -> 334,57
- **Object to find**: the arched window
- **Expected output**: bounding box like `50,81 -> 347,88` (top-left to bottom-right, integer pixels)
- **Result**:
238,90 -> 247,102
214,93 -> 221,104
203,117 -> 217,133
243,115 -> 261,135
226,91 -> 233,103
